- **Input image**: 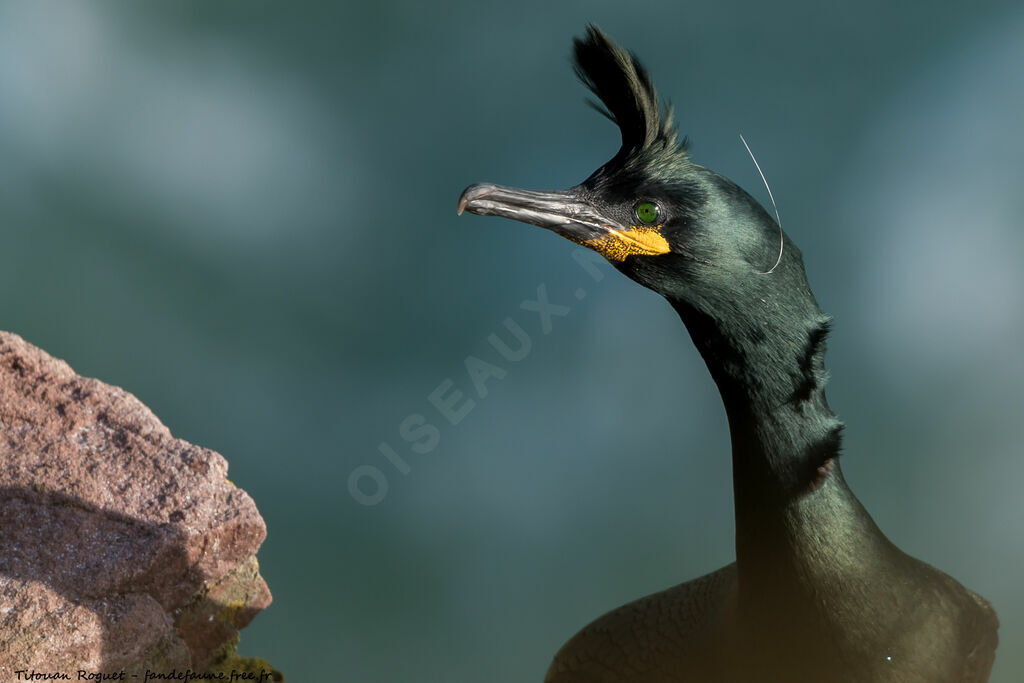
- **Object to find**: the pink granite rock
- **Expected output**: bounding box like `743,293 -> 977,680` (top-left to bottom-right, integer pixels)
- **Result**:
0,331 -> 272,676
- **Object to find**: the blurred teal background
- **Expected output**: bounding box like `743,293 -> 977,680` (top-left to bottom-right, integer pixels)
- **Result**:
1,1 -> 1022,680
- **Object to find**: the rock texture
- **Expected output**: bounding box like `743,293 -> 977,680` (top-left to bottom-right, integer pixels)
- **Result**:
0,331 -> 273,676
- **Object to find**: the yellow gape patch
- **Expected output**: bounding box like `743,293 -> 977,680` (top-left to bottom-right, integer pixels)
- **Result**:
582,226 -> 671,261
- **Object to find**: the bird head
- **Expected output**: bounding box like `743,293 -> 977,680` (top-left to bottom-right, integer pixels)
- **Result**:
459,25 -> 841,495
459,25 -> 810,322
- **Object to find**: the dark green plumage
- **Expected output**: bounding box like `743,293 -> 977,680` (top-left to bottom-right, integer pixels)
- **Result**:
459,24 -> 998,683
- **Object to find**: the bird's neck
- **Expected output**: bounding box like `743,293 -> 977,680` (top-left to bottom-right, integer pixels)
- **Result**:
670,295 -> 841,492
669,297 -> 894,613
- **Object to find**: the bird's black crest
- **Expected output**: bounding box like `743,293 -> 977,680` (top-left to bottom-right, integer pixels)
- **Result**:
573,25 -> 682,157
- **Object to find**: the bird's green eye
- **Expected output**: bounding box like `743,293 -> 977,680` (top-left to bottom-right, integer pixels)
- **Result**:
635,201 -> 660,225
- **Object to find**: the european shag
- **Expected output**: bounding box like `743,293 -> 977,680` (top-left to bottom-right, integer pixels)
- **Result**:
458,25 -> 998,683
